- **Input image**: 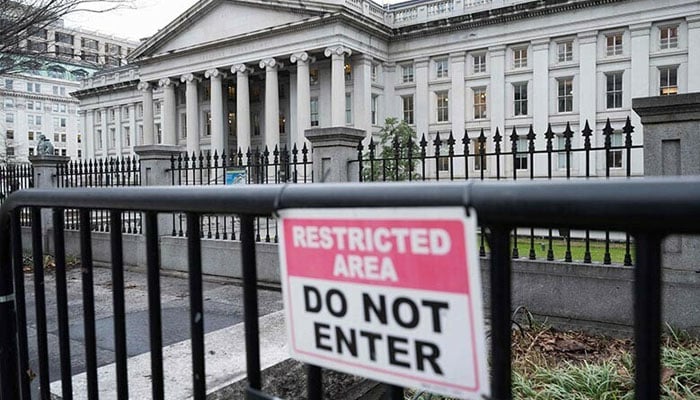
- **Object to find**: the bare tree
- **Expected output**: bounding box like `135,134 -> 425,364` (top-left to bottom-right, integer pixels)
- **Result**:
0,0 -> 133,75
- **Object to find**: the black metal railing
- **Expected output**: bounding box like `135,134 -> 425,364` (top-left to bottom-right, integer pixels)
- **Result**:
356,118 -> 642,265
0,180 -> 696,400
56,157 -> 141,234
0,164 -> 33,227
169,146 -> 312,241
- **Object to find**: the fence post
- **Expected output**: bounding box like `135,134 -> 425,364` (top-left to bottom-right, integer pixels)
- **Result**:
29,154 -> 69,249
304,127 -> 366,182
633,93 -> 700,333
134,144 -> 184,236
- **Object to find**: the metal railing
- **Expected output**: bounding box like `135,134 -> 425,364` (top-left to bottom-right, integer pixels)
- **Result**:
1,179 -> 697,400
0,164 -> 33,227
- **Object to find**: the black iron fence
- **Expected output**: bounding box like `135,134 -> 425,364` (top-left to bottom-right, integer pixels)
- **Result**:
0,180 -> 695,400
356,118 -> 642,265
56,157 -> 141,234
0,164 -> 33,227
169,146 -> 312,240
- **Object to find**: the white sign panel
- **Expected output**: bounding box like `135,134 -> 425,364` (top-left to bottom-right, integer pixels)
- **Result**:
278,207 -> 489,399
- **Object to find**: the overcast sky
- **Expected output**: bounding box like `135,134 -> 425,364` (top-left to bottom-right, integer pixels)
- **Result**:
63,0 -> 401,42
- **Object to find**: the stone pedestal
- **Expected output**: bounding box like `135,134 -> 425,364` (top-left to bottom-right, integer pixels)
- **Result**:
633,93 -> 700,274
305,127 -> 366,183
29,155 -> 70,248
135,145 -> 184,236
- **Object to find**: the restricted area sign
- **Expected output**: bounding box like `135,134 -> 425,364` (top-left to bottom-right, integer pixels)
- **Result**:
277,207 -> 489,399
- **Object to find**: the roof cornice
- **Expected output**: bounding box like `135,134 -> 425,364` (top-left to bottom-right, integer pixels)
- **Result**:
71,80 -> 139,99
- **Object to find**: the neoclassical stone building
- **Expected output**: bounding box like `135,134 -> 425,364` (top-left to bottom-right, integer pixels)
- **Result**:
73,0 -> 699,176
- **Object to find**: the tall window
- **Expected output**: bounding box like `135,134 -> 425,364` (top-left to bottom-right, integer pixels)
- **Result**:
472,139 -> 486,171
515,138 -> 528,170
371,64 -> 378,82
557,78 -> 573,113
401,64 -> 414,83
513,47 -> 528,68
659,66 -> 678,95
607,132 -> 623,168
606,72 -> 623,109
4,79 -> 12,90
6,130 -> 14,140
473,53 -> 486,73
435,59 -> 448,78
4,98 -> 13,108
124,126 -> 131,147
96,129 -> 103,149
557,136 -> 568,169
402,95 -> 414,124
473,87 -> 487,119
436,91 -> 449,122
606,33 -> 623,56
371,94 -> 379,125
180,114 -> 187,138
660,26 -> 678,49
310,97 -> 319,127
345,93 -> 352,125
558,41 -> 573,62
310,69 -> 319,85
109,128 -> 116,148
513,82 -> 528,116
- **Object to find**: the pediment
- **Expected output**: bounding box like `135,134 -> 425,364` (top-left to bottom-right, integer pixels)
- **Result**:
137,0 -> 329,58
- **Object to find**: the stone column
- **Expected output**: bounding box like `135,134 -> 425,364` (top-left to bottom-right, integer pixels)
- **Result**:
450,52 -> 466,153
290,52 -> 312,150
205,69 -> 226,155
232,64 -> 251,154
138,81 -> 155,146
633,93 -> 700,332
129,103 -> 137,147
531,38 -> 549,177
415,57 -> 429,137
159,78 -> 178,146
489,45 -> 506,178
181,73 -> 201,155
30,154 -> 70,249
383,62 -> 397,120
85,110 -> 95,159
353,53 -> 372,137
259,58 -> 281,152
578,31 -> 597,175
305,127 -> 366,182
100,107 -> 108,156
324,46 -> 352,127
115,107 -> 123,155
687,15 -> 700,92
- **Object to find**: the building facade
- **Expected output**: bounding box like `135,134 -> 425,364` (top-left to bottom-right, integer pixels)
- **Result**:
74,0 -> 699,177
0,20 -> 138,163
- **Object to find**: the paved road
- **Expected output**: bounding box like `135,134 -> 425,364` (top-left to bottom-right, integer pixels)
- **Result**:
20,265 -> 283,398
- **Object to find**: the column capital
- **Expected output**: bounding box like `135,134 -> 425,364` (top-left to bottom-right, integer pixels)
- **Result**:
290,52 -> 315,64
205,69 -> 226,79
232,63 -> 252,75
158,77 -> 178,88
137,81 -> 152,91
324,45 -> 352,58
180,73 -> 201,84
259,58 -> 283,70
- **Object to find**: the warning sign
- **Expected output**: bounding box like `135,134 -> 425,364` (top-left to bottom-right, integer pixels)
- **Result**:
278,207 -> 489,399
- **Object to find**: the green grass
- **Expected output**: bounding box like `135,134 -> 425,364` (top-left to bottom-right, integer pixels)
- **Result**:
478,235 -> 634,265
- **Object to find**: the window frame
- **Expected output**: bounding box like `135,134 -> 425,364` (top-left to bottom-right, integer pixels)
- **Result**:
512,47 -> 528,69
659,66 -> 678,96
557,41 -> 573,63
513,82 -> 528,116
435,58 -> 449,79
473,53 -> 486,74
402,95 -> 414,125
436,91 -> 449,123
606,71 -> 623,109
659,25 -> 678,50
606,33 -> 623,56
557,77 -> 573,113
401,64 -> 414,83
310,97 -> 319,127
473,87 -> 487,120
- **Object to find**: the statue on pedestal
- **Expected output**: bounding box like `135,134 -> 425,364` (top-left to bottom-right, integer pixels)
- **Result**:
36,134 -> 54,155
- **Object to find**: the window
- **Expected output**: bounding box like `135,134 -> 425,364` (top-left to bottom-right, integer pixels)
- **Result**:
6,147 -> 14,157
473,53 -> 486,73
205,111 -> 211,136
109,108 -> 115,121
402,95 -> 414,124
606,33 -> 623,56
154,102 -> 161,116
156,123 -> 163,143
4,79 -> 12,90
61,149 -> 67,157
6,130 -> 14,140
436,91 -> 449,122
96,111 -> 102,124
660,26 -> 678,49
472,139 -> 486,171
557,78 -> 573,113
557,136 -> 568,169
59,104 -> 66,113
61,134 -> 66,142
371,94 -> 379,125
310,69 -> 319,85
606,72 -> 623,109
310,97 -> 319,127
344,94 -> 352,125
607,132 -> 623,168
558,41 -> 573,62
55,32 -> 73,45
96,129 -> 103,149
435,59 -> 449,78
77,149 -> 81,158
402,64 -> 414,83
29,148 -> 35,156
344,63 -> 352,82
371,64 -> 378,82
28,132 -> 34,141
124,126 -> 131,147
123,106 -> 130,119
53,103 -> 59,112
659,66 -> 678,95
60,87 -> 66,96
4,98 -> 13,108
513,47 -> 528,68
473,87 -> 487,119
515,137 -> 528,170
82,38 -> 99,50
54,133 -> 59,142
77,133 -> 81,143
137,104 -> 143,118
5,113 -> 13,123
53,86 -> 59,95
438,150 -> 450,172
180,114 -> 187,138
513,82 -> 528,116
